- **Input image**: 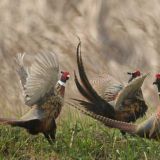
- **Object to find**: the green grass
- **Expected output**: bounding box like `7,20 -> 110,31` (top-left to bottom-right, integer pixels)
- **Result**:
0,110 -> 160,160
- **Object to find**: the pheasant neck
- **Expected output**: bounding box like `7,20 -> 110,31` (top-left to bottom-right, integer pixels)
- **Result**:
158,92 -> 160,100
157,84 -> 160,99
55,80 -> 66,97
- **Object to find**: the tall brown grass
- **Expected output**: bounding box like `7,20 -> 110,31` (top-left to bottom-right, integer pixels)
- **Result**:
0,0 -> 159,117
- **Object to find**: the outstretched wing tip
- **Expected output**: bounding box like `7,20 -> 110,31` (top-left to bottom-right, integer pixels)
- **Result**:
24,52 -> 59,106
115,73 -> 147,109
143,73 -> 149,79
15,52 -> 26,65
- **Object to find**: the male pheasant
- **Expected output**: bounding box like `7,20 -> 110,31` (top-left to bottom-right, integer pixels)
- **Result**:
0,52 -> 70,143
71,42 -> 148,124
69,74 -> 160,140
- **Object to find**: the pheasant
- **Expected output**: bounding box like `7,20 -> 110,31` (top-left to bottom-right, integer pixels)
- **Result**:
71,42 -> 148,124
69,74 -> 160,140
153,73 -> 160,97
0,52 -> 70,143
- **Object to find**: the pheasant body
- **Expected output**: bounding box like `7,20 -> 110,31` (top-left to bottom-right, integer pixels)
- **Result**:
41,95 -> 63,119
115,98 -> 147,122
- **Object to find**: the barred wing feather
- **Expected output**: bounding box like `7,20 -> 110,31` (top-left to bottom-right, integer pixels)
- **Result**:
24,52 -> 59,106
115,74 -> 148,109
90,73 -> 123,102
20,107 -> 45,121
16,53 -> 28,88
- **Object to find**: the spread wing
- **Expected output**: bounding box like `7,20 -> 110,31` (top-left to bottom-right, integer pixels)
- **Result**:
90,73 -> 123,102
24,52 -> 59,106
89,73 -> 123,102
115,74 -> 148,109
20,107 -> 46,121
15,53 -> 29,89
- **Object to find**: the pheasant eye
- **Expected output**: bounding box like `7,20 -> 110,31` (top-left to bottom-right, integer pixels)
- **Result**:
61,71 -> 64,74
132,70 -> 141,77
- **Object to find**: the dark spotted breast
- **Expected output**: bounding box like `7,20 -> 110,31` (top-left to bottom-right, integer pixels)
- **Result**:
41,95 -> 64,119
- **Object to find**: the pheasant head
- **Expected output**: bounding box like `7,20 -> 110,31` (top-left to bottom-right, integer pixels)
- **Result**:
56,71 -> 70,97
59,71 -> 70,84
153,73 -> 160,98
127,70 -> 141,82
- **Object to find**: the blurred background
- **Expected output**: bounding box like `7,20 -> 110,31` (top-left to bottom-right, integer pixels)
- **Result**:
0,0 -> 160,117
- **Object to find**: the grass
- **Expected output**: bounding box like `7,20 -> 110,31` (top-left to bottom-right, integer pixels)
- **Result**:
0,109 -> 160,160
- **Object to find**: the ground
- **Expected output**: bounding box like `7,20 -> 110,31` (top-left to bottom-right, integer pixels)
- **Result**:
0,108 -> 160,160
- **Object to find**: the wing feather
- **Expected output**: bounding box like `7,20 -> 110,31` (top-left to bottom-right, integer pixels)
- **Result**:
115,74 -> 148,109
24,52 -> 59,106
15,53 -> 28,89
90,73 -> 123,102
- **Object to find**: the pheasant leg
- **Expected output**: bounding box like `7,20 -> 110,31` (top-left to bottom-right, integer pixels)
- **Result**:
43,133 -> 53,144
49,119 -> 57,142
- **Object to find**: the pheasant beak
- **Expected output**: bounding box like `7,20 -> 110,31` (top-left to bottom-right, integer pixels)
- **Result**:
127,72 -> 132,75
127,72 -> 133,83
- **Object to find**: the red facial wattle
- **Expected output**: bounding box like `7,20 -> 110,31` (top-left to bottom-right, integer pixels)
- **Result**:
133,70 -> 141,77
156,73 -> 160,80
60,71 -> 70,82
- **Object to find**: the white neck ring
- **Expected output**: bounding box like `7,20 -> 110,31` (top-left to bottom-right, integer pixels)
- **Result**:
58,80 -> 66,86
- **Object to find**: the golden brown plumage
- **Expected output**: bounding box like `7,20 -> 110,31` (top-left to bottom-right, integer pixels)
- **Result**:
0,52 -> 70,144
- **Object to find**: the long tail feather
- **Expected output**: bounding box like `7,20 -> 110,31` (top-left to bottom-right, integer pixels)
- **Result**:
75,42 -> 115,117
76,42 -> 103,103
0,118 -> 41,134
67,101 -> 137,134
71,98 -> 113,117
74,72 -> 95,102
68,101 -> 160,140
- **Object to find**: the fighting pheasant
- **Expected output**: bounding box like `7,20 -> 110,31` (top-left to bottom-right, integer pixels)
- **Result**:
69,74 -> 160,140
0,52 -> 70,143
71,42 -> 148,124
